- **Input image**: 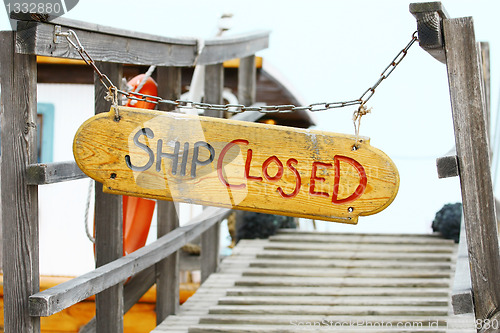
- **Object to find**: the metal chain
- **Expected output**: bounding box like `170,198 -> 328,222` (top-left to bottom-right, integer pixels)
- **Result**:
55,28 -> 418,114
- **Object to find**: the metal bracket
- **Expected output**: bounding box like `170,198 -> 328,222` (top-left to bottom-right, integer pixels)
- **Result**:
409,2 -> 450,63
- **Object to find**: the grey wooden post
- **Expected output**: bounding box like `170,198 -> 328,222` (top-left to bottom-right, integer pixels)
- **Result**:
444,18 -> 500,324
238,55 -> 256,106
201,63 -> 224,282
94,62 -> 124,333
0,30 -> 40,333
156,66 -> 181,322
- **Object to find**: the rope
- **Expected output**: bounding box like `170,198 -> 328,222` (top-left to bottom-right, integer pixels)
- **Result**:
84,179 -> 95,243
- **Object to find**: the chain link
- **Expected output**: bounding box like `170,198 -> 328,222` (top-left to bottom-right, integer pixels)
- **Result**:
55,27 -> 418,114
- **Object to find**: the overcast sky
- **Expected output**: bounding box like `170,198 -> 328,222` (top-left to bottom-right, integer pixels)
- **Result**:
1,0 -> 499,233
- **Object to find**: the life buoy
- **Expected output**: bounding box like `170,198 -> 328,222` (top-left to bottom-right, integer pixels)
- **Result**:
93,74 -> 158,256
125,74 -> 158,110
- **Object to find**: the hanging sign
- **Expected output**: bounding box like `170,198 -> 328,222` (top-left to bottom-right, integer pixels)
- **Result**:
73,106 -> 399,224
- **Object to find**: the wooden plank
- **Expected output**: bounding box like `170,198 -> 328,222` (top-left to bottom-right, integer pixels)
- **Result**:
245,258 -> 453,270
15,20 -> 195,66
198,32 -> 269,66
233,276 -> 451,288
208,305 -> 448,316
436,155 -> 459,178
73,106 -> 399,224
187,324 -> 453,333
276,229 -> 448,238
93,62 -> 124,333
240,267 -> 451,279
409,2 -> 449,63
451,219 -> 474,315
225,287 -> 450,298
201,62 -> 224,282
479,42 -> 490,138
13,17 -> 270,67
262,242 -> 455,253
237,55 -> 256,106
255,250 -> 454,261
443,17 -> 500,321
197,315 -> 456,327
268,234 -> 455,245
217,295 -> 448,307
203,63 -> 224,117
26,161 -> 86,185
0,31 -> 40,333
156,66 -> 182,323
79,266 -> 157,333
28,206 -> 231,317
12,13 -> 197,45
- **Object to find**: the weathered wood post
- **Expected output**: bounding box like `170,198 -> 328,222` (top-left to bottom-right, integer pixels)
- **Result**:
238,55 -> 257,106
411,2 -> 500,329
201,63 -> 224,282
0,29 -> 40,333
156,66 -> 182,322
94,62 -> 124,332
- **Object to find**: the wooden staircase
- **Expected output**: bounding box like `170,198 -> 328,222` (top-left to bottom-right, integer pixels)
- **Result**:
153,230 -> 475,332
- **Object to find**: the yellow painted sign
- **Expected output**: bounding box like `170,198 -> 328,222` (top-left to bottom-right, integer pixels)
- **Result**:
73,106 -> 399,224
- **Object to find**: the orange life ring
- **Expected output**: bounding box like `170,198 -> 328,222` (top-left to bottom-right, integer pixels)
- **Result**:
125,74 -> 158,110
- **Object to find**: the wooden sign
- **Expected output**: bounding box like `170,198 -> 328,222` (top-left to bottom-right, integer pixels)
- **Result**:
73,106 -> 399,224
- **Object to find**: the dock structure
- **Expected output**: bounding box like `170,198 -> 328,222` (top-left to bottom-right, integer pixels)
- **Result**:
1,2 -> 499,333
154,229 -> 475,332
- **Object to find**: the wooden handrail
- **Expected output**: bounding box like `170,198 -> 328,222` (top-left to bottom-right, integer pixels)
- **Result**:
1,12 -> 267,332
28,206 -> 231,317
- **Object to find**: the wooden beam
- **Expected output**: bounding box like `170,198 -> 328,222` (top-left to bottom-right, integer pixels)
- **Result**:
436,155 -> 459,179
0,31 -> 40,333
94,62 -> 124,333
198,31 -> 269,66
78,266 -> 156,333
479,42 -> 491,141
13,16 -> 270,67
409,2 -> 449,63
155,66 -> 181,323
201,62 -> 225,283
443,17 -> 500,321
15,20 -> 196,67
26,161 -> 86,185
451,219 -> 474,315
238,55 -> 257,106
28,206 -> 231,317
203,63 -> 224,117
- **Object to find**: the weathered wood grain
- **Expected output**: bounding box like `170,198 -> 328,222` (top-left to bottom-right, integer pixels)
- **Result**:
0,30 -> 40,333
78,266 -> 157,333
93,62 -> 124,333
156,66 -> 182,323
28,206 -> 230,317
237,55 -> 256,106
409,2 -> 449,63
154,230 -> 468,333
13,16 -> 270,67
436,154 -> 459,178
197,32 -> 269,66
26,161 -> 86,185
443,17 -> 500,322
73,106 -> 400,224
201,63 -> 225,283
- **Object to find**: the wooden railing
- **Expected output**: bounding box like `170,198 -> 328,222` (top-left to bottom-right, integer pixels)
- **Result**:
411,2 -> 500,327
1,14 -> 269,332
